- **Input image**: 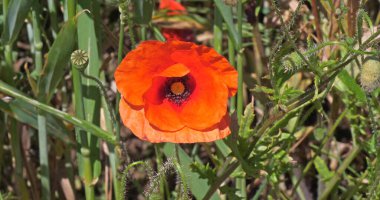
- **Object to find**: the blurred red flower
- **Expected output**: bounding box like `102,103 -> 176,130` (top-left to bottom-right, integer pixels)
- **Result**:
115,40 -> 237,143
159,0 -> 186,15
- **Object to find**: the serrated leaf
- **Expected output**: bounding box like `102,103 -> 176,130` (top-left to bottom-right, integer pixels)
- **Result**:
220,186 -> 240,200
190,162 -> 216,185
36,17 -> 77,102
337,70 -> 366,103
314,156 -> 334,182
1,0 -> 32,45
238,102 -> 255,138
163,143 -> 221,200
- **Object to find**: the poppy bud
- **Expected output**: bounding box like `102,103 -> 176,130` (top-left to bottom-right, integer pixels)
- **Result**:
282,52 -> 304,73
360,56 -> 380,93
71,49 -> 89,71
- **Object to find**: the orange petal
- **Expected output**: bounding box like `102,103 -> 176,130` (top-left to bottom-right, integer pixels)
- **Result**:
115,41 -> 175,106
158,63 -> 190,77
142,63 -> 190,131
145,99 -> 185,131
119,99 -> 230,143
170,50 -> 229,130
196,44 -> 238,97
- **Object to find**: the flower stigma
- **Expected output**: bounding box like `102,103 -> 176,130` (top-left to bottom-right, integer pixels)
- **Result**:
170,81 -> 185,95
164,76 -> 193,105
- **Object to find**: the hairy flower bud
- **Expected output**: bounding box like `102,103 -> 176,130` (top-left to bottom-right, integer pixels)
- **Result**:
360,56 -> 380,93
282,52 -> 304,73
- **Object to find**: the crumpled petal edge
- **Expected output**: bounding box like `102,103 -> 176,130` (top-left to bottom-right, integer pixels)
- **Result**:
119,98 -> 231,143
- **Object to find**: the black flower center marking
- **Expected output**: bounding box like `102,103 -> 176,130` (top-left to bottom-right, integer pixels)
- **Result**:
164,75 -> 194,105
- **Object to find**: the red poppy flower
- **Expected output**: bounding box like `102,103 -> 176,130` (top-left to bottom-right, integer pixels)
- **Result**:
115,40 -> 237,143
159,0 -> 186,16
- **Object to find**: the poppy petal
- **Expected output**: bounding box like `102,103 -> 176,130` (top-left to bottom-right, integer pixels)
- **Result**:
119,99 -> 230,143
158,63 -> 190,77
170,50 -> 229,130
115,41 -> 175,106
196,45 -> 238,97
145,99 -> 184,131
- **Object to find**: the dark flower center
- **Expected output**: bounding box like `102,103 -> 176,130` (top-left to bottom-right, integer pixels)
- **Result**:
164,76 -> 194,105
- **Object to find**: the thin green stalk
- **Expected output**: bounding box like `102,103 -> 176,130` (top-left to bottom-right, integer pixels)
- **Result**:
140,26 -> 147,41
174,145 -> 189,199
319,145 -> 361,200
235,0 -> 246,198
154,145 -> 169,199
236,0 -> 244,121
112,10 -> 126,198
125,2 -> 136,49
37,113 -> 51,200
116,16 -> 124,140
31,4 -> 43,75
228,37 -> 236,113
9,118 -> 30,199
80,69 -> 121,198
1,0 -> 14,84
31,2 -> 51,198
290,109 -> 349,197
47,0 -> 58,38
81,148 -> 95,200
0,80 -> 116,143
67,0 -> 88,148
213,7 -> 223,53
121,161 -> 146,199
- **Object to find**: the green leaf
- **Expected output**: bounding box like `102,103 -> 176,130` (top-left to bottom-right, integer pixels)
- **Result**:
36,17 -> 77,102
314,156 -> 334,182
220,185 -> 240,200
239,102 -> 255,138
132,0 -> 154,25
190,162 -> 217,185
337,70 -> 366,103
163,144 -> 221,200
0,99 -> 73,144
1,0 -> 32,45
214,0 -> 240,49
0,80 -> 116,144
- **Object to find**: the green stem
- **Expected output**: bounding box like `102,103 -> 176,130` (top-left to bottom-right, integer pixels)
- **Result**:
47,0 -> 59,38
121,161 -> 146,199
228,36 -> 236,113
290,109 -> 349,197
140,26 -> 147,41
174,145 -> 189,199
213,7 -> 223,53
1,0 -> 14,84
125,2 -> 136,49
81,148 -> 95,200
31,3 -> 51,198
0,80 -> 116,144
9,118 -> 30,199
81,72 -> 117,132
31,3 -> 43,75
235,0 -> 246,198
112,16 -> 125,199
154,145 -> 169,199
37,113 -> 51,200
319,145 -> 361,200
